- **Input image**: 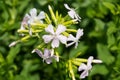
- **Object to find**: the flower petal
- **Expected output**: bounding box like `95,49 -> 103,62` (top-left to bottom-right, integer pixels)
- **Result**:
9,41 -> 17,47
33,49 -> 43,58
38,11 -> 45,20
45,58 -> 52,64
78,63 -> 87,72
45,56 -> 57,64
67,34 -> 76,41
24,14 -> 30,21
75,41 -> 78,48
66,41 -> 75,47
74,13 -> 81,21
43,49 -> 51,58
87,56 -> 93,70
30,8 -> 37,18
76,29 -> 83,39
80,70 -> 88,79
58,35 -> 67,44
45,24 -> 54,34
93,59 -> 102,63
64,4 -> 71,10
51,38 -> 59,48
68,10 -> 76,19
56,24 -> 66,35
42,35 -> 53,43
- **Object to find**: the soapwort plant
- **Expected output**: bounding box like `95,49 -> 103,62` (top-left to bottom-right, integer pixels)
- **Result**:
9,4 -> 102,80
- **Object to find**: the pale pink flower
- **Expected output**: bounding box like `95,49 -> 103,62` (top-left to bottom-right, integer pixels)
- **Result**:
78,56 -> 102,79
42,24 -> 67,48
32,49 -> 59,64
66,29 -> 83,48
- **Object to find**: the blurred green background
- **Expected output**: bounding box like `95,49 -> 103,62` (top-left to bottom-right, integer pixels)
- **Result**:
0,0 -> 120,80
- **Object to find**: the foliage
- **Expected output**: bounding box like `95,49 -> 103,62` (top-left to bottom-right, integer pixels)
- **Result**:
0,0 -> 120,80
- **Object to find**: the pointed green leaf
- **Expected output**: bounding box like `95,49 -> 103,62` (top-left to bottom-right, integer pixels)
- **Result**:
97,43 -> 115,65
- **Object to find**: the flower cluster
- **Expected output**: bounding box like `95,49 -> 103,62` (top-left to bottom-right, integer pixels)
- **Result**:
9,4 -> 102,80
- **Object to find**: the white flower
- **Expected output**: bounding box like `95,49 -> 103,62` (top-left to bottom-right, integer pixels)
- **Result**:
42,24 -> 67,48
66,29 -> 83,48
78,56 -> 102,79
78,56 -> 93,79
32,49 -> 59,64
64,4 -> 81,22
19,8 -> 45,36
27,8 -> 45,24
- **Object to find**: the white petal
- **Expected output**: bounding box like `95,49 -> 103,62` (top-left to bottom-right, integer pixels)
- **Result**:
45,56 -> 57,64
67,34 -> 76,41
45,24 -> 54,34
78,63 -> 87,71
93,59 -> 102,63
87,56 -> 93,70
20,25 -> 25,30
68,10 -> 75,19
56,24 -> 66,35
74,13 -> 81,21
58,35 -> 67,44
30,8 -> 37,18
42,35 -> 53,43
20,14 -> 30,30
80,70 -> 88,79
66,41 -> 75,47
75,41 -> 78,48
9,41 -> 17,47
24,14 -> 30,21
45,58 -> 52,64
38,11 -> 45,20
51,38 -> 59,48
43,49 -> 51,58
64,4 -> 71,10
33,49 -> 43,58
76,29 -> 83,39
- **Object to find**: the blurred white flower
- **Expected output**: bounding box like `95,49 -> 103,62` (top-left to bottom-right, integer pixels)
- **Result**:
66,29 -> 83,48
9,41 -> 17,47
64,4 -> 81,22
42,24 -> 67,48
78,56 -> 93,79
27,8 -> 45,24
32,49 -> 59,64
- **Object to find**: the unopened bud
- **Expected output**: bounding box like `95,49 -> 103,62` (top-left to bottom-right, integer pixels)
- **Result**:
9,41 -> 17,47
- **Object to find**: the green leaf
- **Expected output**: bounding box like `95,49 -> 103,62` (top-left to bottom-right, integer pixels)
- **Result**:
6,45 -> 20,63
107,22 -> 117,35
90,65 -> 109,76
103,2 -> 116,15
0,53 -> 5,63
94,19 -> 105,31
107,34 -> 116,48
86,7 -> 96,18
69,42 -> 88,58
97,43 -> 115,65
